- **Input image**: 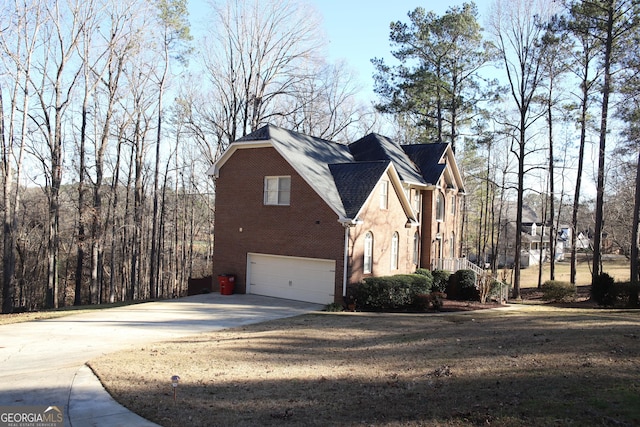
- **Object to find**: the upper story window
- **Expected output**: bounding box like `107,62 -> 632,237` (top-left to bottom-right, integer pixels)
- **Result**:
364,232 -> 373,274
264,176 -> 291,206
391,232 -> 399,270
450,232 -> 455,258
436,192 -> 445,222
380,181 -> 388,209
450,195 -> 456,215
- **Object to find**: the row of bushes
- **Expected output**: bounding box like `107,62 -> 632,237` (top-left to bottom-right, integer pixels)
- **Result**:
532,274 -> 639,307
348,274 -> 431,311
591,273 -> 639,307
341,270 -> 639,311
347,269 -> 502,311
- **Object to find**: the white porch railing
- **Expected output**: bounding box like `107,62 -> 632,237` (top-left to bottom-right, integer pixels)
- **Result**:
430,258 -> 509,303
431,258 -> 483,277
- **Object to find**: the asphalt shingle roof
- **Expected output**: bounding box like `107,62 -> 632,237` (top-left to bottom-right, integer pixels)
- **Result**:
349,134 -> 426,185
401,143 -> 449,185
216,125 -> 459,221
329,161 -> 390,219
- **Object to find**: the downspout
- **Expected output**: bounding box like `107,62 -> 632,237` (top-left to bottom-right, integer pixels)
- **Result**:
343,225 -> 349,299
339,218 -> 361,300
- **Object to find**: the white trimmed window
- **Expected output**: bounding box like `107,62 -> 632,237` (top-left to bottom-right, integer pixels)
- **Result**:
450,195 -> 456,215
391,232 -> 399,270
380,181 -> 388,209
450,232 -> 455,258
413,232 -> 419,265
364,232 -> 373,274
264,176 -> 291,206
436,192 -> 445,222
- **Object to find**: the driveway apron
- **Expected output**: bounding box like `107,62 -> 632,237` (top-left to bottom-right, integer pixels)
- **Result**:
0,293 -> 322,426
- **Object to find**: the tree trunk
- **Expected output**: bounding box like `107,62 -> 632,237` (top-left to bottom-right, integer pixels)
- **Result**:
513,123 -> 525,300
0,87 -> 14,314
592,2 -> 615,284
630,144 -> 639,304
571,71 -> 589,285
75,93 -> 88,306
547,93 -> 556,281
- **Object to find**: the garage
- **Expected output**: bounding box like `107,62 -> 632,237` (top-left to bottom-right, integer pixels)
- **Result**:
246,253 -> 336,304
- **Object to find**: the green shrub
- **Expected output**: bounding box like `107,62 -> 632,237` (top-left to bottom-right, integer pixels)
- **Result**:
324,302 -> 344,312
623,282 -> 640,307
591,273 -> 616,306
413,293 -> 431,311
446,269 -> 478,301
415,269 -> 434,286
541,280 -> 576,302
610,282 -> 640,307
352,274 -> 431,311
413,292 -> 445,312
431,269 -> 451,293
591,274 -> 640,307
396,274 -> 432,294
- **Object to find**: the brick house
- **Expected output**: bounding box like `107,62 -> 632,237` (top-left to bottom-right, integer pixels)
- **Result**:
208,125 -> 465,305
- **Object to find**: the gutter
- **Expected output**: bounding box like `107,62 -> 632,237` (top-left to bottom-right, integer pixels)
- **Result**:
338,217 -> 362,299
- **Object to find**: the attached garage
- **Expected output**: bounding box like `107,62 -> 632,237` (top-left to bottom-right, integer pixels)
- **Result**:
246,253 -> 336,304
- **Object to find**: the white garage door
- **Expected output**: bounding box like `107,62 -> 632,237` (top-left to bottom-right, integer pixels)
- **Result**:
247,253 -> 336,304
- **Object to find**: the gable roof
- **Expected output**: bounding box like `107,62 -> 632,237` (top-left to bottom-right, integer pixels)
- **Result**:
329,161 -> 390,219
502,201 -> 539,224
401,144 -> 447,185
401,143 -> 465,193
209,124 -> 463,223
349,134 -> 425,186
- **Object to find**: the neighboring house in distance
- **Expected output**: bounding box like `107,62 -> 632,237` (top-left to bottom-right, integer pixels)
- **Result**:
208,125 -> 465,305
575,231 -> 591,251
490,202 -> 550,268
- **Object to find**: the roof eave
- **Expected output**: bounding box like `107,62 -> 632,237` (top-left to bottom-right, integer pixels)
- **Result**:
208,141 -> 273,178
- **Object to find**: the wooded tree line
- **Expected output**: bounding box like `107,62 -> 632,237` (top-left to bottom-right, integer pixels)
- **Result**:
373,0 -> 640,299
0,0 -> 638,312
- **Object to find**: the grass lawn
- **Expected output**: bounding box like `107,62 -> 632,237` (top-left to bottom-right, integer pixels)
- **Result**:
4,255 -> 638,425
87,256 -> 639,427
515,255 -> 630,289
89,305 -> 640,426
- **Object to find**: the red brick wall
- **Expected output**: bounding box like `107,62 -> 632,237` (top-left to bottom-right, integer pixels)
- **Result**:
212,147 -> 345,299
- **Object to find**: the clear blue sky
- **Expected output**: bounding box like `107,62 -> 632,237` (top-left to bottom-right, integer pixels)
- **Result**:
311,0 -> 494,96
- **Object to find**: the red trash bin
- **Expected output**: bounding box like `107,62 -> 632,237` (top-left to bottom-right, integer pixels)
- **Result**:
218,274 -> 235,295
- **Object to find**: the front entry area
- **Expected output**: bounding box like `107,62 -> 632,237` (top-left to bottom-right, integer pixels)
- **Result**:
246,253 -> 336,304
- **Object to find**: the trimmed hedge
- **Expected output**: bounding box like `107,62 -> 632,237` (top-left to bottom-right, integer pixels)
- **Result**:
446,269 -> 479,301
351,274 -> 432,311
591,274 -> 640,307
541,280 -> 576,302
591,273 -> 616,306
431,269 -> 451,293
415,268 -> 433,283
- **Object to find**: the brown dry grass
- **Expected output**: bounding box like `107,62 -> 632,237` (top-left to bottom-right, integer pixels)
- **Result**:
516,255 -> 630,288
90,303 -> 640,426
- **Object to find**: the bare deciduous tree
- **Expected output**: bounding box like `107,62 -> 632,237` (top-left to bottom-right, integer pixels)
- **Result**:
488,0 -> 557,299
199,0 -> 324,149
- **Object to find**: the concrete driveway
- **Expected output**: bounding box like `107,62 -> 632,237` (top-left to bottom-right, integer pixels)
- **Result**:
0,293 -> 322,426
